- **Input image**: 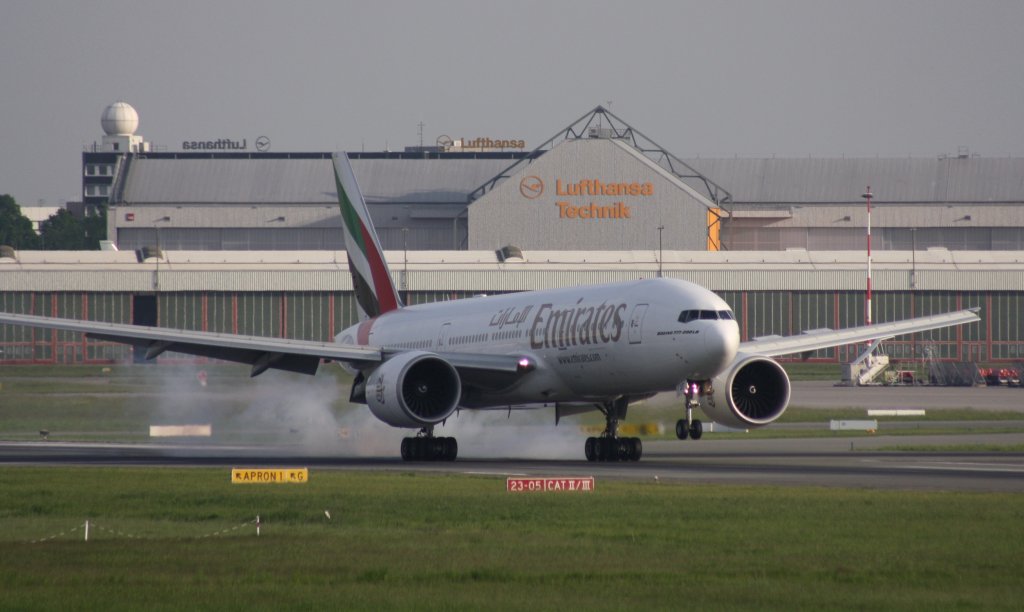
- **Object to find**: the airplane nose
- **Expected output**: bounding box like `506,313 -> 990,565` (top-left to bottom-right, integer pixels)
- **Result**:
703,320 -> 740,375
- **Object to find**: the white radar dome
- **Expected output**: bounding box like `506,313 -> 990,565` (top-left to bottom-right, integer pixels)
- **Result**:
101,101 -> 139,136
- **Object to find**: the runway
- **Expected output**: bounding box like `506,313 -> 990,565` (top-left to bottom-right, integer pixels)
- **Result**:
1,381 -> 1022,492
2,433 -> 1022,493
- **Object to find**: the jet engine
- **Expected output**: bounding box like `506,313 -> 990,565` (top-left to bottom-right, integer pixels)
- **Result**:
702,354 -> 791,429
365,351 -> 462,428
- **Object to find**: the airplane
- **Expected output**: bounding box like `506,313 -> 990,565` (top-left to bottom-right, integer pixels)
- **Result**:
0,154 -> 981,462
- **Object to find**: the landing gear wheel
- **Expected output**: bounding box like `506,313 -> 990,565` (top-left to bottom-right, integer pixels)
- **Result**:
584,436 -> 643,462
584,398 -> 647,462
675,419 -> 689,440
628,437 -> 642,461
400,435 -> 458,461
689,419 -> 703,440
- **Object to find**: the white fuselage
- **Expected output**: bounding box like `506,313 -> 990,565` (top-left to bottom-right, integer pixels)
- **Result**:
336,277 -> 739,408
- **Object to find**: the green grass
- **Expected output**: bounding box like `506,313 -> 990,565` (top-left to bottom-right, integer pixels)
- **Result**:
6,364 -> 1023,444
0,364 -> 356,443
775,362 -> 847,381
0,468 -> 1021,611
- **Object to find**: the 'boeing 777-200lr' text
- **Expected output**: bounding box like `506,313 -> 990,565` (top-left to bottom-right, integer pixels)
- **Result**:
0,154 -> 980,461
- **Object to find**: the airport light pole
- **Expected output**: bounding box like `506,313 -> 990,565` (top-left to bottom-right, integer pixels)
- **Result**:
861,188 -> 873,326
910,227 -> 917,290
402,227 -> 409,300
657,225 -> 664,278
153,215 -> 170,292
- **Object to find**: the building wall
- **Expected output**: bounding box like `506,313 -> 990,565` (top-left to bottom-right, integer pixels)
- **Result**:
97,149 -> 1024,253
469,139 -> 715,251
2,287 -> 1019,365
723,204 -> 1024,251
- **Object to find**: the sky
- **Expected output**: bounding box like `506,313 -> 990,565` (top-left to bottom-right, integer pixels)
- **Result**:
1,0 -> 1022,206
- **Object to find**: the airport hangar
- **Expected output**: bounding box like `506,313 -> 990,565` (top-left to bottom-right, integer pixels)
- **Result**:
2,105 -> 1023,366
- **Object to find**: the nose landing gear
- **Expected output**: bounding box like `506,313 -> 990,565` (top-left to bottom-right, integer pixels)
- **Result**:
676,380 -> 709,441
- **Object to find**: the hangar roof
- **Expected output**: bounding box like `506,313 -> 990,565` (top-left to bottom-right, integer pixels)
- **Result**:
683,157 -> 1024,204
119,155 -> 522,205
119,154 -> 1024,208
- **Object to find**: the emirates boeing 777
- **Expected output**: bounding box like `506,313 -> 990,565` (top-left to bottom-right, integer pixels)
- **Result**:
0,154 -> 980,461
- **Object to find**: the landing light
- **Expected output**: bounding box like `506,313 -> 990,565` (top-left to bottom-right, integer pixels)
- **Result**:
517,357 -> 535,373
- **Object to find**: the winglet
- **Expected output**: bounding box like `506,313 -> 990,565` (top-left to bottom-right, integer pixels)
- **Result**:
333,153 -> 403,320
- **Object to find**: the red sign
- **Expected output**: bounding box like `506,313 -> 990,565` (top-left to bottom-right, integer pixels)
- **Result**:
506,477 -> 594,493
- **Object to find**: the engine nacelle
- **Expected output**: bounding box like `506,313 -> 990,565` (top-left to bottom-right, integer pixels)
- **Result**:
364,351 -> 462,428
703,354 -> 791,429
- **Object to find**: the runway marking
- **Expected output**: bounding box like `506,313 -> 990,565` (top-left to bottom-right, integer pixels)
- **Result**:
861,458 -> 1024,473
901,463 -> 1024,474
463,471 -> 527,477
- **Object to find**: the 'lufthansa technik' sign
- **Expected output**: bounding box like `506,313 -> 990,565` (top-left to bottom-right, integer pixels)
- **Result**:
519,176 -> 654,220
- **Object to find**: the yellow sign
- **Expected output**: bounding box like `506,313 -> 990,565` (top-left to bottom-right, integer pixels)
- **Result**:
231,468 -> 309,484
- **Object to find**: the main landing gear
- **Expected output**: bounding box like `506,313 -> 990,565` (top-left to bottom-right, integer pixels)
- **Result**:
676,380 -> 708,441
400,427 -> 457,461
585,397 -> 642,462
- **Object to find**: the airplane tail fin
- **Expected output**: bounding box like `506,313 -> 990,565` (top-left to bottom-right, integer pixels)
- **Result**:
332,153 -> 403,320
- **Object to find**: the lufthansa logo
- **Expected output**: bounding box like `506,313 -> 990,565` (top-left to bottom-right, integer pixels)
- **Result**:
255,135 -> 271,152
520,176 -> 544,199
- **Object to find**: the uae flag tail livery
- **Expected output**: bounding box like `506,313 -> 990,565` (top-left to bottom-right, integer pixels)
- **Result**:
333,153 -> 403,320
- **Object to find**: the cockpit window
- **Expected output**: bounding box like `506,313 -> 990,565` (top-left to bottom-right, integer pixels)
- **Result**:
679,309 -> 735,323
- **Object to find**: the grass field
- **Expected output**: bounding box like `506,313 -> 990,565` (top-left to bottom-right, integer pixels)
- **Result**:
3,364 -> 1023,445
1,467 -> 1022,611
2,366 -> 1023,609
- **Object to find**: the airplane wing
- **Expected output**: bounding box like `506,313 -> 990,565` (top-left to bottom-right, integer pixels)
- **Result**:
0,312 -> 382,376
0,312 -> 532,382
740,308 -> 980,358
